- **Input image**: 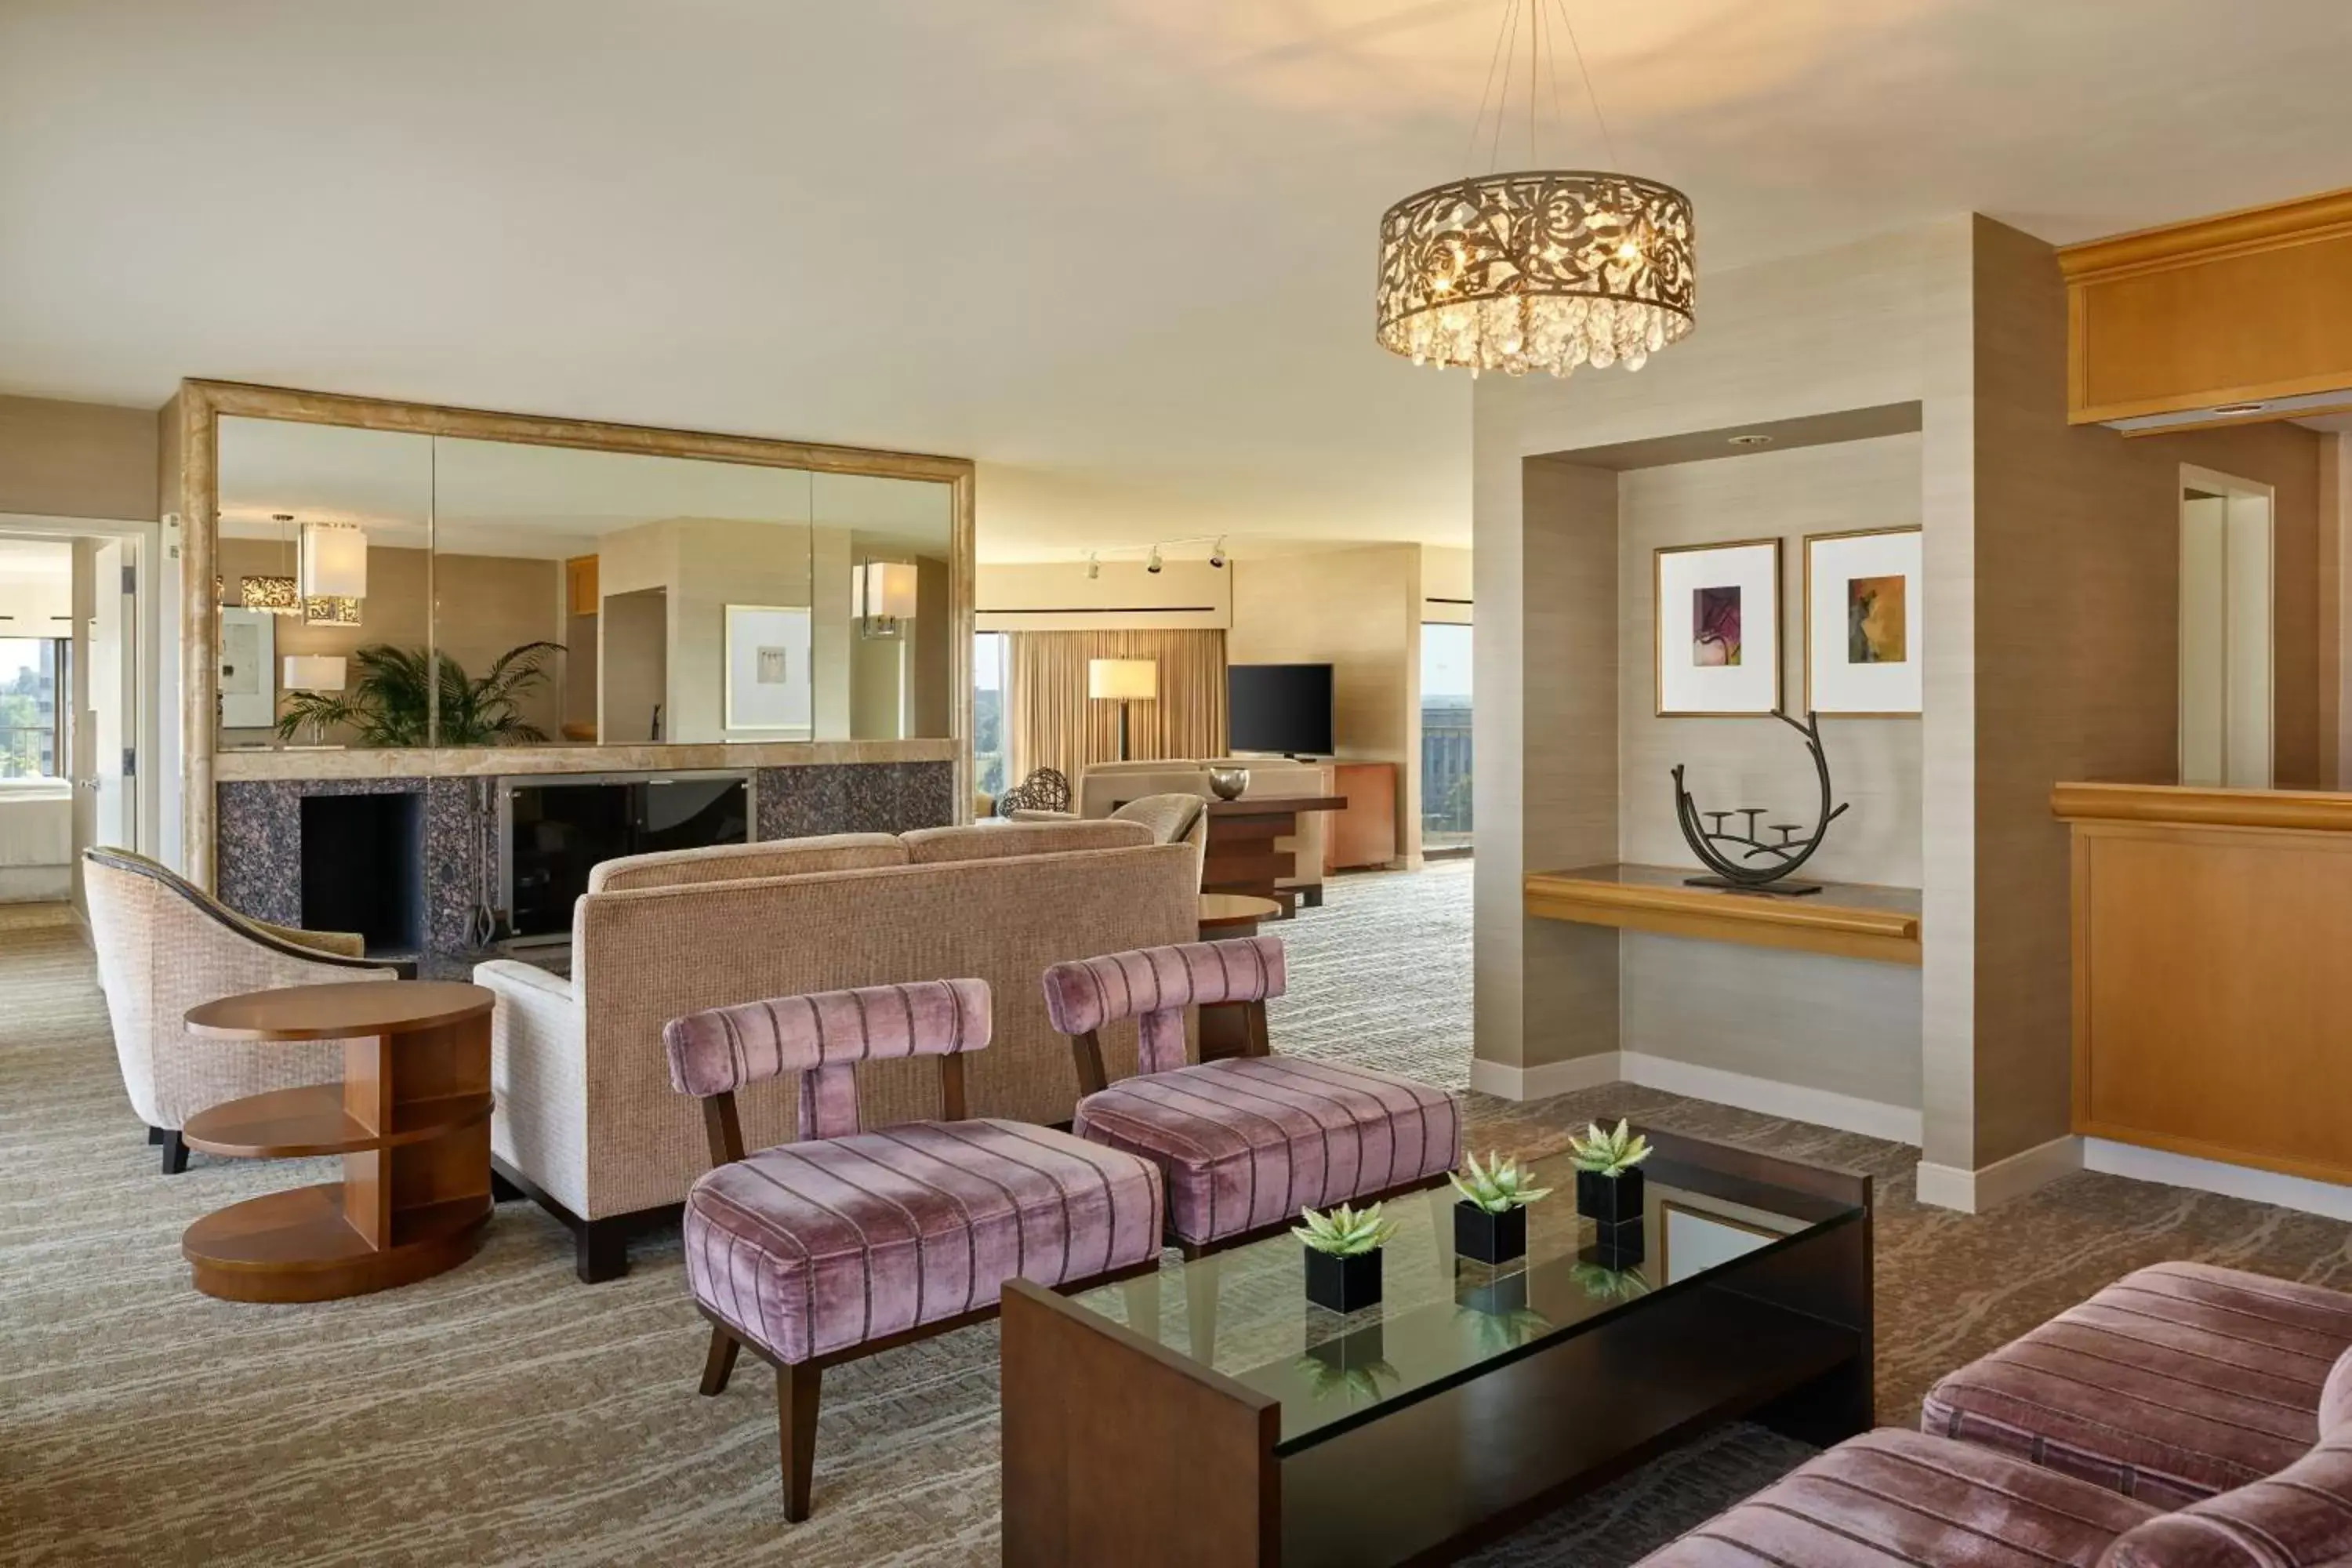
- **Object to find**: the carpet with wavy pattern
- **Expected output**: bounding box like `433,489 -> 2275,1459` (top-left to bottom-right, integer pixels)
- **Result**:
5,865 -> 2350,1566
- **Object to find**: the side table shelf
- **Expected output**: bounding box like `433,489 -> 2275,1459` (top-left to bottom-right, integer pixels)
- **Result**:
180,981 -> 497,1304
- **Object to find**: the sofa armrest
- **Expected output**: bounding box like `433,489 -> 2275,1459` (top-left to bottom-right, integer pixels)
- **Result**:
475,959 -> 590,1218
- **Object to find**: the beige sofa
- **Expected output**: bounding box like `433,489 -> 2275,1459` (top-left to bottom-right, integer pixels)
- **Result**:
1077,757 -> 1338,904
474,819 -> 1197,1281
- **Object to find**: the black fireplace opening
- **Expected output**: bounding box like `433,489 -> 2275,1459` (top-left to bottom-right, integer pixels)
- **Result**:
301,792 -> 426,956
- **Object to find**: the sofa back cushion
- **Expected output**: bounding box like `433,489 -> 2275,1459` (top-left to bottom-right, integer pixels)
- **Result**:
2098,1435 -> 2352,1566
902,819 -> 1152,863
588,833 -> 908,893
572,842 -> 1200,1218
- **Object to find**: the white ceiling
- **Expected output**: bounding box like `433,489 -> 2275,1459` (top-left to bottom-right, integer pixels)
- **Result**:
4,1 -> 2350,564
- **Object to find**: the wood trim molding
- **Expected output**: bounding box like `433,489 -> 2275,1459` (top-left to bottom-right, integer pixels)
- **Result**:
2050,780 -> 2352,833
1523,865 -> 1922,966
172,379 -> 978,889
2058,185 -> 2352,283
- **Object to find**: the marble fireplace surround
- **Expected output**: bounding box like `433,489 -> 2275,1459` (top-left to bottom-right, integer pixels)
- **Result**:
216,741 -> 955,975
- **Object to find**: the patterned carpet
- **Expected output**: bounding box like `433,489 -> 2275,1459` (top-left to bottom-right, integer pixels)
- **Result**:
5,863 -> 2350,1566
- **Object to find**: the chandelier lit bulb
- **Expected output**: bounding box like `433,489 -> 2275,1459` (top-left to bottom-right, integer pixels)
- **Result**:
1377,2 -> 1695,379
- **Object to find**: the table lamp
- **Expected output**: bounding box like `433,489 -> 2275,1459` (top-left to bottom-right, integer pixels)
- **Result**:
1087,658 -> 1158,761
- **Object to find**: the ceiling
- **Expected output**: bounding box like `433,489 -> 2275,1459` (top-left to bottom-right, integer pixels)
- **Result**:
4,2 -> 2350,565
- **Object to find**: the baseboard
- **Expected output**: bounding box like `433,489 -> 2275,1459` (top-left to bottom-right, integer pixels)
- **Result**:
1914,1134 -> 2083,1214
1468,1051 -> 1621,1102
1616,1052 -> 1923,1147
2082,1138 -> 2352,1223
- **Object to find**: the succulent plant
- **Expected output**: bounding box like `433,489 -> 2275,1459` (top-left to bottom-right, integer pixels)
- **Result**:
1454,1305 -> 1555,1355
1294,1351 -> 1399,1403
1448,1149 -> 1554,1214
1573,1260 -> 1653,1302
1293,1201 -> 1399,1258
1568,1119 -> 1653,1178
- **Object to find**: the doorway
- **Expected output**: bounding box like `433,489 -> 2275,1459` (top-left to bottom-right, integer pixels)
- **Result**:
2179,466 -> 2274,789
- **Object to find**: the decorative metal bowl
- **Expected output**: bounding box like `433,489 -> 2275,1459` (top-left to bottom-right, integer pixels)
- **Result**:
1208,768 -> 1249,801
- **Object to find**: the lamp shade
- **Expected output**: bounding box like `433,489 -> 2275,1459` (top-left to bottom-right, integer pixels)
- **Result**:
282,654 -> 347,692
856,561 -> 920,620
299,522 -> 368,599
1087,658 -> 1158,702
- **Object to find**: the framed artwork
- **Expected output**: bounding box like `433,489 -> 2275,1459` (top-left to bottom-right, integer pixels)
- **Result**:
722,604 -> 812,735
1805,526 -> 1922,716
1654,539 -> 1782,716
217,607 -> 277,729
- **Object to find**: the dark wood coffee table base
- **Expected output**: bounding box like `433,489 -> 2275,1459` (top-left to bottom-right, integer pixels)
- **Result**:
1000,1131 -> 1872,1568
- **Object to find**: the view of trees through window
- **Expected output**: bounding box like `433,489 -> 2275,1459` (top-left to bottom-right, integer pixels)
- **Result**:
973,631 -> 1010,800
1421,622 -> 1472,851
0,638 -> 64,779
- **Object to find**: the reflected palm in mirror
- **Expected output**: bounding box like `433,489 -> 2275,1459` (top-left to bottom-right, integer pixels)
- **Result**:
273,641 -> 564,747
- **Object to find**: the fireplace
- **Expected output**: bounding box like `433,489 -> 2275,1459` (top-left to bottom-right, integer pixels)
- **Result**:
300,791 -> 426,956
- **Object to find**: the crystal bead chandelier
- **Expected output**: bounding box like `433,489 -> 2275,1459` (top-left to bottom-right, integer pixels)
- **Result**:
1376,2 -> 1694,379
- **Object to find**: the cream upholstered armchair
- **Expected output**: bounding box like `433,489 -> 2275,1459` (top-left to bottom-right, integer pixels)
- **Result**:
82,848 -> 399,1173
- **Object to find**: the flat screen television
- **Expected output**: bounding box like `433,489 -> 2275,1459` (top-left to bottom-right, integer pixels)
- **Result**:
499,771 -> 750,943
1227,663 -> 1334,757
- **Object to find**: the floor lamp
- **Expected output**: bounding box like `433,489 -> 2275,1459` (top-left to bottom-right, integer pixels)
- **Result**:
1087,658 -> 1158,761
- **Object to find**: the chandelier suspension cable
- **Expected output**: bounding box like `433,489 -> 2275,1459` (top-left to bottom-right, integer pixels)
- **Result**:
1465,0 -> 1518,169
1549,0 -> 1619,167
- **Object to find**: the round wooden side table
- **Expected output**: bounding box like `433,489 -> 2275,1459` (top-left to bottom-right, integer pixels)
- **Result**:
180,980 -> 496,1303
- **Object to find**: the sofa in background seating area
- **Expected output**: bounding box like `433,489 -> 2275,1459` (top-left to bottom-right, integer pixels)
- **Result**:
475,820 -> 1196,1282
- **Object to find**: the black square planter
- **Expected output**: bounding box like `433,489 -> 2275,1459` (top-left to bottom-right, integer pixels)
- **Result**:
1303,1247 -> 1384,1313
1454,1202 -> 1527,1265
1582,1218 -> 1646,1270
1576,1167 -> 1644,1225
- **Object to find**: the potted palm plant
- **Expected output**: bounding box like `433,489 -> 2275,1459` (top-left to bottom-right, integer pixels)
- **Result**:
274,641 -> 563,747
1447,1150 -> 1552,1265
1569,1120 -> 1652,1227
1294,1201 -> 1398,1314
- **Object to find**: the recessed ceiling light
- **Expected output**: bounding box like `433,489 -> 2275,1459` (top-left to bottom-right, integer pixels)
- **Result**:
2212,402 -> 2267,416
1728,434 -> 1773,447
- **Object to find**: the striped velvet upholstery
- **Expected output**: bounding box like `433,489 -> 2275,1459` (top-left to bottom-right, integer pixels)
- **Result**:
2326,1346 -> 2352,1436
1074,1057 -> 1460,1246
684,1119 -> 1162,1367
1041,936 -> 1283,1076
2100,1434 -> 2352,1567
1633,1428 -> 2159,1566
663,978 -> 989,1139
1922,1263 -> 2352,1509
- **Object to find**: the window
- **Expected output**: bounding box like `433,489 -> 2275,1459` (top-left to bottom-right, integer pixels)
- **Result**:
1421,622 -> 1472,851
974,630 -> 1011,800
0,638 -> 65,779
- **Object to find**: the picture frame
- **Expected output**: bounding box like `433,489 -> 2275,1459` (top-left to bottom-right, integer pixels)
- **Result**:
721,604 -> 812,735
1654,538 -> 1782,717
1804,525 -> 1922,716
217,607 -> 278,729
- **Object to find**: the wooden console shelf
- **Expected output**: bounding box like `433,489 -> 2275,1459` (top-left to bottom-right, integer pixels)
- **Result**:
1524,863 -> 1922,966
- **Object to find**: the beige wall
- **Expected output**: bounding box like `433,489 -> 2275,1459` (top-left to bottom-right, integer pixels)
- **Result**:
1228,544 -> 1423,866
0,395 -> 156,522
1421,544 -> 1473,626
1615,434 -> 1926,1112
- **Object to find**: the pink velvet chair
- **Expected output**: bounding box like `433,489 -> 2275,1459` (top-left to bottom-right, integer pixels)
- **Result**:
1042,935 -> 1460,1257
663,978 -> 1163,1519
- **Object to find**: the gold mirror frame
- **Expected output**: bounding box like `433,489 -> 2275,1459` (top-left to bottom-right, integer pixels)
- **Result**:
167,379 -> 975,889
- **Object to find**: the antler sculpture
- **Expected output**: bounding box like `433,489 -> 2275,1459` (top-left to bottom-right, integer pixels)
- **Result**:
1670,711 -> 1849,891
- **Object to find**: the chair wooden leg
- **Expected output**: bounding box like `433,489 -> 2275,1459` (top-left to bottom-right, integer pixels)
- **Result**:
158,1130 -> 188,1175
778,1361 -> 821,1522
699,1326 -> 740,1396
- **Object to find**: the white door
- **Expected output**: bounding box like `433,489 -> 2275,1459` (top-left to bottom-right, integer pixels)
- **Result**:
89,539 -> 135,849
2178,474 -> 2274,790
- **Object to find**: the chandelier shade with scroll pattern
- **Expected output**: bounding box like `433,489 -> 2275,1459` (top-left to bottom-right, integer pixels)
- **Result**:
1376,2 -> 1695,379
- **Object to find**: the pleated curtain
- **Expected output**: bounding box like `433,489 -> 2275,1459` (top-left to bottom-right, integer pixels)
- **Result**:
1008,630 -> 1229,792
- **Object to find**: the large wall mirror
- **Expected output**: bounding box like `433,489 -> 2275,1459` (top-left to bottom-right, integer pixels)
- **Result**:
209,407 -> 960,753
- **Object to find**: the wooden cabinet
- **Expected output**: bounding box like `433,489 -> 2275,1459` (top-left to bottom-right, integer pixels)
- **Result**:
1327,761 -> 1396,869
565,554 -> 599,617
2056,782 -> 2352,1185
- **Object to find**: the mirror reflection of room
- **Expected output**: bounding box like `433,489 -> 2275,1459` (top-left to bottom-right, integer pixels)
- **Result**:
214,417 -> 954,750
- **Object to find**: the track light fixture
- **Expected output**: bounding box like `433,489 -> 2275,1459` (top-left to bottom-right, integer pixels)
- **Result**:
1145,545 -> 1163,575
1209,537 -> 1228,568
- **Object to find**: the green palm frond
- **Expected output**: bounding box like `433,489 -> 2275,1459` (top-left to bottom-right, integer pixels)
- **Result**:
274,641 -> 561,746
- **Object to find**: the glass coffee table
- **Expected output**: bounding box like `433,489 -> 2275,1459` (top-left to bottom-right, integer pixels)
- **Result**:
1001,1126 -> 1871,1568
